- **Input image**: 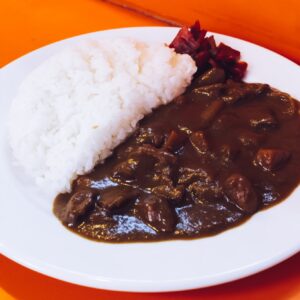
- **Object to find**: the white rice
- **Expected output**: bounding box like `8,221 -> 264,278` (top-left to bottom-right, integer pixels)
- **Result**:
8,38 -> 196,194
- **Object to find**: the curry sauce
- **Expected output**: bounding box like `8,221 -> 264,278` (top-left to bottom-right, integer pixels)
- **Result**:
54,68 -> 300,242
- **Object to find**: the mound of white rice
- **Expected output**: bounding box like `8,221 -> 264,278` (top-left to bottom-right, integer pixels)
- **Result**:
9,38 -> 196,194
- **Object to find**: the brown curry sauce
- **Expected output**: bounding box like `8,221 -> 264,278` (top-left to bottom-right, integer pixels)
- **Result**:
54,68 -> 300,242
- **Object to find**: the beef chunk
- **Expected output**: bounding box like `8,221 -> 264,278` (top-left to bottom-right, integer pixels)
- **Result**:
131,144 -> 177,165
100,186 -> 139,210
63,191 -> 94,227
135,195 -> 176,233
198,100 -> 224,128
136,127 -> 164,147
192,83 -> 224,99
163,130 -> 187,152
269,89 -> 298,116
193,68 -> 226,87
189,131 -> 209,154
254,148 -> 291,171
222,82 -> 270,104
178,167 -> 214,184
113,155 -> 156,182
223,174 -> 259,214
88,203 -> 112,223
152,165 -> 176,187
152,184 -> 184,201
188,181 -> 222,203
249,110 -> 278,130
112,159 -> 139,181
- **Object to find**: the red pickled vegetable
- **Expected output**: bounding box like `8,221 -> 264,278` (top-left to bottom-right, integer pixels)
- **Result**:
169,26 -> 205,55
169,21 -> 248,81
215,43 -> 240,62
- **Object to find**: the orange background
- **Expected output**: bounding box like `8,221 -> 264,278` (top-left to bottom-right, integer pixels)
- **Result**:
110,0 -> 300,64
1,0 -> 299,66
1,0 -> 300,299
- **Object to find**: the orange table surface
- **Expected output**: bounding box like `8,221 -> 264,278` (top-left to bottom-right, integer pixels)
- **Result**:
1,0 -> 300,299
106,0 -> 300,64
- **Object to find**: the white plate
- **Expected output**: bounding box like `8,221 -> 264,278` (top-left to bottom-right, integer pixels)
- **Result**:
0,27 -> 300,293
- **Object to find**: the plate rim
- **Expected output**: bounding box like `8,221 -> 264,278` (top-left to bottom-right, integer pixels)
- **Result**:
1,238 -> 300,292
